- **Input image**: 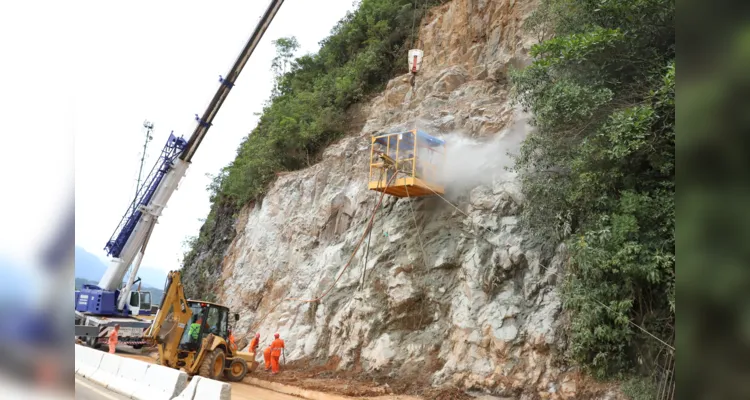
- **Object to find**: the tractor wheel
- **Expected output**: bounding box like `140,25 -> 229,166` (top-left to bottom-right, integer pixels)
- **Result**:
223,358 -> 248,382
198,348 -> 226,380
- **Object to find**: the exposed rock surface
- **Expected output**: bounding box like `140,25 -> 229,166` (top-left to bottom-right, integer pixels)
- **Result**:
185,0 -> 624,398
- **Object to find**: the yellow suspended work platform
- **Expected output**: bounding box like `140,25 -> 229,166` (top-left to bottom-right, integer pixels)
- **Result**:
368,129 -> 446,198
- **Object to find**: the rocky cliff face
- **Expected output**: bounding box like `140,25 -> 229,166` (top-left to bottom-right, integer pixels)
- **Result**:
185,0 -> 622,398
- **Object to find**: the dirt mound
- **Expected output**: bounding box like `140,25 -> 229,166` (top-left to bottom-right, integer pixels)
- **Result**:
420,387 -> 475,400
249,355 -> 474,399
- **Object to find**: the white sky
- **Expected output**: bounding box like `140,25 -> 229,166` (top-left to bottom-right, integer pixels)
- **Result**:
0,0 -> 357,271
0,1 -> 75,268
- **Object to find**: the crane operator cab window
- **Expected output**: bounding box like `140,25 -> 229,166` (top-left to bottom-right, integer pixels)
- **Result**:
128,290 -> 151,316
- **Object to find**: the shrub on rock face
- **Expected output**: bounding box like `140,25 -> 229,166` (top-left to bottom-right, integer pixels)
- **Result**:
510,0 -> 674,381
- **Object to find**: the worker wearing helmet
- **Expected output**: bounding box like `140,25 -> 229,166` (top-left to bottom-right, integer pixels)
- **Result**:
270,332 -> 285,374
249,333 -> 260,354
108,324 -> 120,354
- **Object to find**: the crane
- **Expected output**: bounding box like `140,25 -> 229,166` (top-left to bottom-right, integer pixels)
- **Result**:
75,0 -> 286,347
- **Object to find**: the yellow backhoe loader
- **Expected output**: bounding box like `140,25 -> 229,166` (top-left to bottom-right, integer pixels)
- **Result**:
144,270 -> 258,381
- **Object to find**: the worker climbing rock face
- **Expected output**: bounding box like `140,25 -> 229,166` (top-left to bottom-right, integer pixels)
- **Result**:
270,332 -> 285,374
108,324 -> 120,354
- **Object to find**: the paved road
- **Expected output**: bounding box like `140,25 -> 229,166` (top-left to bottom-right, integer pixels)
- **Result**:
75,376 -> 131,400
75,372 -> 303,400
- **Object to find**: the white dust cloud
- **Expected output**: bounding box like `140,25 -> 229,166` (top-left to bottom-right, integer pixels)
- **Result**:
435,109 -> 532,198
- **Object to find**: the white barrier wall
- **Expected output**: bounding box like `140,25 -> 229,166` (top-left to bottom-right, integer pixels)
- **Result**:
73,345 -> 232,400
73,345 -> 190,400
132,363 -> 188,400
108,357 -> 150,397
166,375 -> 231,400
172,376 -> 201,400
193,377 -> 231,400
89,352 -> 122,388
75,345 -> 103,378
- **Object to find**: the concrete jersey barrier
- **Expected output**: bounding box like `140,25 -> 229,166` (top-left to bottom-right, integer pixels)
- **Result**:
74,345 -> 188,400
74,344 -> 103,378
192,377 -> 231,400
108,357 -> 150,397
89,352 -> 122,388
171,376 -> 201,400
171,376 -> 230,400
73,346 -> 227,400
132,363 -> 188,400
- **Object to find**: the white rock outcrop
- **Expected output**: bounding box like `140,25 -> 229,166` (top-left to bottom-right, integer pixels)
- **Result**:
185,1 -> 625,398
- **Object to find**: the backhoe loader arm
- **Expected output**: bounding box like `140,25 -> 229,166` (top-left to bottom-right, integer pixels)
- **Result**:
145,270 -> 192,367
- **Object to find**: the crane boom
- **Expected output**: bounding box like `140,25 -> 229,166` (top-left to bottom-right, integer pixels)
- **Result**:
76,0 -> 286,317
181,0 -> 285,163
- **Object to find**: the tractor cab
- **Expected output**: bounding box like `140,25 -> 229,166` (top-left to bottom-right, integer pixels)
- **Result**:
179,300 -> 232,352
170,299 -> 249,381
147,270 -> 254,382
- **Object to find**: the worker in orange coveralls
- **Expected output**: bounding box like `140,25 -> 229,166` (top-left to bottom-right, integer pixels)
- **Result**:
108,324 -> 120,354
249,333 -> 260,354
270,332 -> 285,374
228,329 -> 237,352
263,344 -> 273,371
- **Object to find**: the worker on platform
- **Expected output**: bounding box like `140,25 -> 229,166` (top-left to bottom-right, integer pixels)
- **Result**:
270,332 -> 285,374
263,344 -> 273,371
108,324 -> 120,354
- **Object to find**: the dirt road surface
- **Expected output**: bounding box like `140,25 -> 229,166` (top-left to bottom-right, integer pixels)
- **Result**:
112,346 -> 433,400
230,382 -> 308,400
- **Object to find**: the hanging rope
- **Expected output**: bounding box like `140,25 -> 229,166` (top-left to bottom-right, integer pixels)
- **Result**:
408,0 -> 422,89
403,182 -> 429,268
284,170 -> 398,303
410,0 -> 418,49
361,169 -> 385,289
249,169 -> 398,333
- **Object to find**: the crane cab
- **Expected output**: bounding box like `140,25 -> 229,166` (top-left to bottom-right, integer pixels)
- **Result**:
368,129 -> 446,198
128,290 -> 152,316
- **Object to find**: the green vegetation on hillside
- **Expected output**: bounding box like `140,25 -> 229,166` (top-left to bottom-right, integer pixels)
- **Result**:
183,0 -> 448,297
209,0 -> 448,208
511,0 -> 674,384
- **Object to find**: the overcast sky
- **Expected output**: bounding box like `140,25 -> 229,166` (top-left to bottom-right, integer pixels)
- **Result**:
50,0 -> 355,273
